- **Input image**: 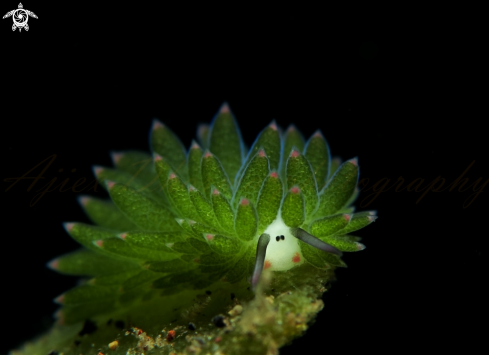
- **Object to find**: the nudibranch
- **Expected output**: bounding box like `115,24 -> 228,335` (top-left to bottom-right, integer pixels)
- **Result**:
47,102 -> 376,326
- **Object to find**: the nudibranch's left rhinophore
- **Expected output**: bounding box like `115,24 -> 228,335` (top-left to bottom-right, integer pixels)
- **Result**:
13,103 -> 377,355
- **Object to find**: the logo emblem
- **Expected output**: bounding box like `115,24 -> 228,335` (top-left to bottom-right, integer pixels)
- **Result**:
3,3 -> 37,32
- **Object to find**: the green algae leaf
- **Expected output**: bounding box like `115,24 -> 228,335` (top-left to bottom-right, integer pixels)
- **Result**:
187,140 -> 206,193
256,171 -> 283,234
235,198 -> 258,241
309,213 -> 351,237
150,120 -> 188,179
77,196 -> 138,232
244,121 -> 281,172
285,149 -> 319,217
233,148 -> 270,208
315,158 -> 359,217
304,130 -> 330,190
211,187 -> 236,235
281,186 -> 305,227
51,248 -> 139,276
208,103 -> 245,183
280,125 -> 306,176
107,181 -> 180,232
201,151 -> 233,200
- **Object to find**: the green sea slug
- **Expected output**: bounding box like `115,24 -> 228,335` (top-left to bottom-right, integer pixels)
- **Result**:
12,103 -> 377,355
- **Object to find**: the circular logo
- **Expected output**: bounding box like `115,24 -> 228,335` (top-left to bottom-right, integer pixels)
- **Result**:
13,9 -> 27,27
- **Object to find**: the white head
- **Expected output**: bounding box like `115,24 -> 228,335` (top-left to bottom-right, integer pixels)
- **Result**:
261,213 -> 303,271
251,211 -> 343,290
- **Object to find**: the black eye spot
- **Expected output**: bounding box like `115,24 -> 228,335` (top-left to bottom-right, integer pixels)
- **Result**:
205,290 -> 212,295
115,320 -> 125,330
276,236 -> 280,241
188,322 -> 196,330
281,235 -> 285,240
231,293 -> 235,300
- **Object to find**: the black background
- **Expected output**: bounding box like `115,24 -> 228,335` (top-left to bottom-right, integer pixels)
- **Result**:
1,2 -> 486,354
